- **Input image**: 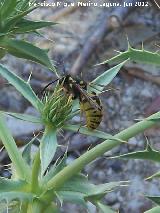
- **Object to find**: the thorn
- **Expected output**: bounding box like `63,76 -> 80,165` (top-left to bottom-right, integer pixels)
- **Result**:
27,71 -> 32,84
153,0 -> 160,8
0,146 -> 4,152
141,41 -> 144,51
114,49 -> 122,54
125,34 -> 131,50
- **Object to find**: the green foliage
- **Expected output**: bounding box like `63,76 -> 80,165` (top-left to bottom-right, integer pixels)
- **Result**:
40,129 -> 57,176
110,142 -> 160,163
0,38 -> 55,71
0,0 -> 56,72
89,60 -> 128,93
0,113 -> 30,181
1,111 -> 42,123
0,64 -> 43,111
0,178 -> 27,192
101,43 -> 160,67
0,57 -> 160,211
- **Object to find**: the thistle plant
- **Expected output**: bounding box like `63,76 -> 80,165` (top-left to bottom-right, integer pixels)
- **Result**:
0,1 -> 160,212
41,86 -> 73,129
0,44 -> 160,212
0,0 -> 56,71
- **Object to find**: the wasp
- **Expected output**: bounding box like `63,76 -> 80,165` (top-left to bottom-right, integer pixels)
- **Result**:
42,74 -> 103,130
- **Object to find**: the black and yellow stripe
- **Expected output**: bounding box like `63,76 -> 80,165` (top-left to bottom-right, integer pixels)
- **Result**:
80,92 -> 103,130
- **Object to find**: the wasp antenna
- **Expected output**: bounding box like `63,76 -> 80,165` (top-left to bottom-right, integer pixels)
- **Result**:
40,78 -> 60,100
41,78 -> 59,93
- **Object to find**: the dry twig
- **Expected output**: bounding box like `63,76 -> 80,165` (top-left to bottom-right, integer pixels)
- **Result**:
125,67 -> 160,86
70,0 -> 147,76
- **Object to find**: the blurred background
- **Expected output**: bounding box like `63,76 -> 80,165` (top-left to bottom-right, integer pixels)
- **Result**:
0,0 -> 160,212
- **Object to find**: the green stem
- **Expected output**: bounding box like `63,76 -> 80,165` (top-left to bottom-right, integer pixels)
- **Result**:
31,151 -> 41,193
45,111 -> 160,192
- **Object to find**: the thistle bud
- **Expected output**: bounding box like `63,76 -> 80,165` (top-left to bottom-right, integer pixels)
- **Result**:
41,86 -> 73,129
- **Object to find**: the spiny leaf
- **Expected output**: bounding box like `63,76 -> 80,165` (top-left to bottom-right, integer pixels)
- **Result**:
110,143 -> 160,162
0,178 -> 27,192
0,0 -> 17,20
0,38 -> 55,72
60,173 -> 126,201
0,64 -> 43,111
56,191 -> 87,206
89,60 -> 127,93
0,192 -> 35,203
2,111 -> 42,123
57,177 -> 126,207
22,135 -> 38,165
101,46 -> 160,67
2,6 -> 36,32
42,152 -> 67,185
14,19 -> 57,34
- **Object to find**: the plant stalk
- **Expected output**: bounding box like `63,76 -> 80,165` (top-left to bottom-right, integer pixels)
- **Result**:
45,111 -> 160,192
31,151 -> 41,193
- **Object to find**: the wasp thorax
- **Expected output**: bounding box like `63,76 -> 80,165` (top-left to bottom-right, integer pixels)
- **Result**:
41,86 -> 73,128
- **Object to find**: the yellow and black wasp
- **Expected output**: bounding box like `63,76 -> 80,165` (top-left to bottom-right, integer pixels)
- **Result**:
42,74 -> 103,130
